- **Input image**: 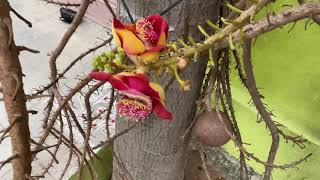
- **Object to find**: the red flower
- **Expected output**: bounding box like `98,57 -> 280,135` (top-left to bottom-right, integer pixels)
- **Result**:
90,72 -> 172,121
112,14 -> 168,64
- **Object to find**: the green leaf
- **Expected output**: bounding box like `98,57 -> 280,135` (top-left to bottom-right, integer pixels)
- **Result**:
69,144 -> 113,180
224,1 -> 320,179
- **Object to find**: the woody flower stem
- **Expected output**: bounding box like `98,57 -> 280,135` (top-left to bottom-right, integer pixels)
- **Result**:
152,1 -> 320,68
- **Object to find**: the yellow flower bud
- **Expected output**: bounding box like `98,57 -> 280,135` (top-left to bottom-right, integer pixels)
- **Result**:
177,57 -> 188,70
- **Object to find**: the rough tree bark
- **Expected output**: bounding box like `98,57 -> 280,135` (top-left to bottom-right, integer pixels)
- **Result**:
113,1 -> 220,179
0,1 -> 32,180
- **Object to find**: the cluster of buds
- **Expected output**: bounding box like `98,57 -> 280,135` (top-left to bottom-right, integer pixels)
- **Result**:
91,48 -> 125,73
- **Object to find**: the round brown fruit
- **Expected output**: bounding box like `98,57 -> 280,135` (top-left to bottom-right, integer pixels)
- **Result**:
194,111 -> 233,147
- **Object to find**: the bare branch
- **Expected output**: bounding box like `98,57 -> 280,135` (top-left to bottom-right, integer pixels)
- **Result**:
78,82 -> 104,180
160,0 -> 184,16
199,145 -> 213,180
0,153 -> 20,171
0,117 -> 19,143
242,38 -> 279,180
41,0 -> 96,7
31,144 -> 58,155
16,46 -> 39,54
49,0 -> 90,82
33,77 -> 91,155
278,128 -> 309,149
33,37 -> 112,96
120,0 -> 134,23
9,5 -> 32,27
103,0 -> 116,18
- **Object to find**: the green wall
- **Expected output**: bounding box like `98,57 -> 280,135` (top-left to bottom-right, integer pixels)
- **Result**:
224,1 -> 320,179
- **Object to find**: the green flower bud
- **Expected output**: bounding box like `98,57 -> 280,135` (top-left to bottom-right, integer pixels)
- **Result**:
114,58 -> 123,66
101,56 -> 107,63
104,64 -> 114,73
117,47 -> 125,59
107,50 -> 116,60
101,52 -> 107,58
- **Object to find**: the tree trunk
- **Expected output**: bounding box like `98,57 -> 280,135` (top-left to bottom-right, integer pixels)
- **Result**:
0,1 -> 32,180
113,1 -> 220,179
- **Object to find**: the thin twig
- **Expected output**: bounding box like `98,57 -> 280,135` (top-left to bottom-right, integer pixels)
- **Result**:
220,51 -> 249,180
0,153 -> 20,171
9,6 -> 32,27
103,0 -> 117,18
120,0 -> 134,23
199,146 -> 213,180
0,117 -> 19,143
16,46 -> 39,53
105,88 -> 115,136
242,38 -> 279,180
49,0 -> 90,82
78,82 -> 104,180
160,0 -> 184,16
41,0 -> 96,7
33,37 -> 112,96
33,77 -> 91,157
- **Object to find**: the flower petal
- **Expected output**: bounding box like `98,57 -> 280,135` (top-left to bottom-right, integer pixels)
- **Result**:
149,82 -> 165,102
157,31 -> 167,47
139,51 -> 160,64
146,14 -> 168,37
112,27 -> 122,48
121,74 -> 154,93
90,72 -> 128,90
153,102 -> 172,120
113,19 -> 146,55
146,14 -> 168,44
123,23 -> 136,32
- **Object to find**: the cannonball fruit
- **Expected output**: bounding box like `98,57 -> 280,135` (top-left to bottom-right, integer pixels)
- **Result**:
194,111 -> 233,147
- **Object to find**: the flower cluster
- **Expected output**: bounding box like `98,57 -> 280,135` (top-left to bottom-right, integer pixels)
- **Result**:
90,14 -> 185,122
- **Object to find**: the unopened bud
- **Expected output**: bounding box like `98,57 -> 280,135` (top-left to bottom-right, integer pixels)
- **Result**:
136,66 -> 147,74
180,80 -> 191,91
177,57 -> 188,70
107,50 -> 115,60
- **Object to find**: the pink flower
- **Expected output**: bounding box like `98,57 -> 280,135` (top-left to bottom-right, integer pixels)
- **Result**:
112,14 -> 168,64
90,72 -> 172,121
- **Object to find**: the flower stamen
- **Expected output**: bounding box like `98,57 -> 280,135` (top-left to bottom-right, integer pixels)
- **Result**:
136,18 -> 158,46
116,90 -> 152,121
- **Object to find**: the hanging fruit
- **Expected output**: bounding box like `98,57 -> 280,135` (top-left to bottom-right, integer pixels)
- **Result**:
194,111 -> 233,147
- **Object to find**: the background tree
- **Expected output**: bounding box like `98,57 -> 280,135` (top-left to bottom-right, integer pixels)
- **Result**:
112,0 -> 220,179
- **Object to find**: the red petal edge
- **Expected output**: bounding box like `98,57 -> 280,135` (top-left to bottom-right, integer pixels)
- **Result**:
113,18 -> 125,29
90,72 -> 128,90
153,103 -> 173,120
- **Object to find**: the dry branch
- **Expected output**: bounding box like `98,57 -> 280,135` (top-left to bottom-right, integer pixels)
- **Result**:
242,38 -> 279,180
78,81 -> 104,180
33,77 -> 91,155
0,1 -> 32,179
0,153 -> 20,171
49,0 -> 90,81
33,37 -> 112,96
9,5 -> 32,27
42,0 -> 96,7
16,46 -> 39,54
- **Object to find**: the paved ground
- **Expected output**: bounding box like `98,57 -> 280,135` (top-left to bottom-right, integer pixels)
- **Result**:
0,1 -> 115,179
